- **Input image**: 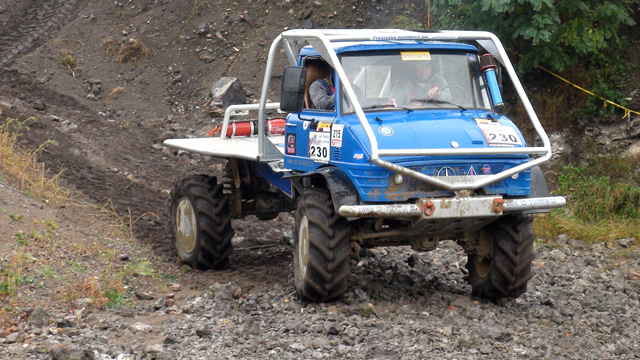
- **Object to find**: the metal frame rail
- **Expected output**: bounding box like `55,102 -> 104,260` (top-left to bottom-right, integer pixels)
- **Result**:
244,29 -> 553,191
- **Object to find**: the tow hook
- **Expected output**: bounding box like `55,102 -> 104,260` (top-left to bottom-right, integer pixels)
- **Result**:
424,201 -> 435,216
492,198 -> 504,213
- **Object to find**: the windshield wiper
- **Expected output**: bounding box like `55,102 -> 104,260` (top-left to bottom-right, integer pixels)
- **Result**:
362,104 -> 413,112
410,98 -> 466,111
432,100 -> 467,111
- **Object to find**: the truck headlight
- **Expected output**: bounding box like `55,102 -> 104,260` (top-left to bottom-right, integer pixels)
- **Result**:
394,174 -> 404,185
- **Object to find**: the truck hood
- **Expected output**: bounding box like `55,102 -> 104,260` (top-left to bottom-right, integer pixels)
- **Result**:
345,110 -> 527,161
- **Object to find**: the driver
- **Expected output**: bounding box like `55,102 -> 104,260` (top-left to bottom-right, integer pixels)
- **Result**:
394,60 -> 452,106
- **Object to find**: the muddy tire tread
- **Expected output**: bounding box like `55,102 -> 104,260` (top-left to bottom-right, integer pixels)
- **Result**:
170,175 -> 234,270
466,214 -> 535,299
294,188 -> 351,302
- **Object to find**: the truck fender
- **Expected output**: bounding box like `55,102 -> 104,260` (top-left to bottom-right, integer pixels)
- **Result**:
521,166 -> 551,214
285,167 -> 359,213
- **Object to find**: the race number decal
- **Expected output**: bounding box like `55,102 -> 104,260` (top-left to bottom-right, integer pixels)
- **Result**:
331,124 -> 344,147
309,132 -> 330,162
475,119 -> 523,147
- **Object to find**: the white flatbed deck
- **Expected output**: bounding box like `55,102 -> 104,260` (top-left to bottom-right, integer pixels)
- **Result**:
164,136 -> 286,161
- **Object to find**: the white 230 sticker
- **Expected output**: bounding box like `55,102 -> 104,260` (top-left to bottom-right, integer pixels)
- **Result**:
477,122 -> 522,147
309,132 -> 330,162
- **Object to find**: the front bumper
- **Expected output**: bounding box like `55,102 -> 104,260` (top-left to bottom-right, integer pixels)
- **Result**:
338,195 -> 566,219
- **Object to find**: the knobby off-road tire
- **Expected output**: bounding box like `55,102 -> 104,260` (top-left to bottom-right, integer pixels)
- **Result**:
294,188 -> 351,302
170,175 -> 234,269
466,214 -> 535,299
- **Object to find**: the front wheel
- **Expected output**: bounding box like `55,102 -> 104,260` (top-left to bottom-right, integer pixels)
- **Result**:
293,188 -> 351,302
466,214 -> 535,299
170,175 -> 234,269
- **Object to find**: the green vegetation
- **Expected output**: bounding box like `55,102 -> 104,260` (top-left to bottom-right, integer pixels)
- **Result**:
105,289 -> 132,308
430,0 -> 638,118
431,0 -> 638,73
535,156 -> 640,243
58,50 -> 76,68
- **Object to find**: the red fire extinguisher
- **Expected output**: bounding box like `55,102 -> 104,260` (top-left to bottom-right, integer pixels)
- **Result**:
209,118 -> 286,137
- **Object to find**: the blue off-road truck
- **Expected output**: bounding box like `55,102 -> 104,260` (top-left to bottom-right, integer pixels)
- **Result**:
164,29 -> 565,302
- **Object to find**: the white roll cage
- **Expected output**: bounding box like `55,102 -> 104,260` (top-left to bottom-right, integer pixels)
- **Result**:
170,29 -> 554,192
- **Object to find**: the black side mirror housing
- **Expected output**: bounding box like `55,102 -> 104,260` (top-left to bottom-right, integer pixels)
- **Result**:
280,66 -> 306,114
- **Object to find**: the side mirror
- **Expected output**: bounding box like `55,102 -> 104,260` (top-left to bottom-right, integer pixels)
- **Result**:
280,66 -> 306,114
480,54 -> 504,115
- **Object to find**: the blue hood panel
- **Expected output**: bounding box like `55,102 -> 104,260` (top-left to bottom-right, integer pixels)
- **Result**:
345,110 -> 527,161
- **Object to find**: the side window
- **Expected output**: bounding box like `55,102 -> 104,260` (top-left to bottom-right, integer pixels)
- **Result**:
303,57 -> 335,111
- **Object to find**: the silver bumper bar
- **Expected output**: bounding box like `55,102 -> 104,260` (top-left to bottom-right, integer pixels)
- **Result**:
338,196 -> 566,218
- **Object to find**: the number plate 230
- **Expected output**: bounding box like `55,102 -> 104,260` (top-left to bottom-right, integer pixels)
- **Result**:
477,122 -> 523,147
309,132 -> 330,162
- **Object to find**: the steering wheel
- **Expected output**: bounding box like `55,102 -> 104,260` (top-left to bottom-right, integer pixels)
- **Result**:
441,84 -> 466,105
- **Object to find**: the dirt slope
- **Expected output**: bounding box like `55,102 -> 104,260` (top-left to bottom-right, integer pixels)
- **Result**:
1,1 -> 640,359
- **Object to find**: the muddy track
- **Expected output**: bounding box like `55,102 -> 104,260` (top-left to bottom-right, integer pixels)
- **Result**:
0,0 -> 86,71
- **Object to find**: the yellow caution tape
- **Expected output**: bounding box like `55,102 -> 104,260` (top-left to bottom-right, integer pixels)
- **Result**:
537,65 -> 640,118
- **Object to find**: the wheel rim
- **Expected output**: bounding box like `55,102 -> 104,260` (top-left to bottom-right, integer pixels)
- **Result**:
298,215 -> 310,279
176,197 -> 197,254
474,255 -> 491,279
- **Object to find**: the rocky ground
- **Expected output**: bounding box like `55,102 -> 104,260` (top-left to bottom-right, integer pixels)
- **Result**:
1,0 -> 640,359
1,222 -> 639,359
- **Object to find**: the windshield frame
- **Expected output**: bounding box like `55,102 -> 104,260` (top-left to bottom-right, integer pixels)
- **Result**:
338,50 -> 492,115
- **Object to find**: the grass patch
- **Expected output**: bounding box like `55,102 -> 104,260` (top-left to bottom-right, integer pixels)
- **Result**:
535,159 -> 640,244
116,38 -> 150,63
534,211 -> 640,244
58,50 -> 76,67
556,165 -> 640,221
0,111 -> 71,204
105,289 -> 131,308
103,36 -> 150,63
2,209 -> 22,221
118,258 -> 154,279
102,37 -> 119,55
108,87 -> 125,101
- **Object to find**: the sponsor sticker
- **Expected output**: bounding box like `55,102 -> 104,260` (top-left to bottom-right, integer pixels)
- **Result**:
331,124 -> 344,147
309,132 -> 330,163
317,122 -> 332,132
353,153 -> 364,162
467,53 -> 476,62
286,133 -> 296,155
467,166 -> 476,176
303,121 -> 309,130
482,164 -> 491,174
400,51 -> 431,61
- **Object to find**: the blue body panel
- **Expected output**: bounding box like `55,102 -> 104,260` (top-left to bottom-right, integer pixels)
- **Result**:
266,40 -> 531,203
283,108 -> 531,202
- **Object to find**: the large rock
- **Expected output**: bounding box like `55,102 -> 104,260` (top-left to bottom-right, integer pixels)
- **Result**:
209,77 -> 246,115
28,307 -> 49,327
49,345 -> 94,360
241,317 -> 260,338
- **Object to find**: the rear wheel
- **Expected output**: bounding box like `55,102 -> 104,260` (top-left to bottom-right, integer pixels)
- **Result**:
293,188 -> 351,302
466,214 -> 535,299
170,175 -> 234,269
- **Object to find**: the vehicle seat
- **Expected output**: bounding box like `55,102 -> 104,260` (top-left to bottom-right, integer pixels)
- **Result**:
304,62 -> 324,109
304,59 -> 333,109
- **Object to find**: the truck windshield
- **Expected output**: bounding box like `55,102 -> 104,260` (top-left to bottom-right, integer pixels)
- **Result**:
340,51 -> 492,114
